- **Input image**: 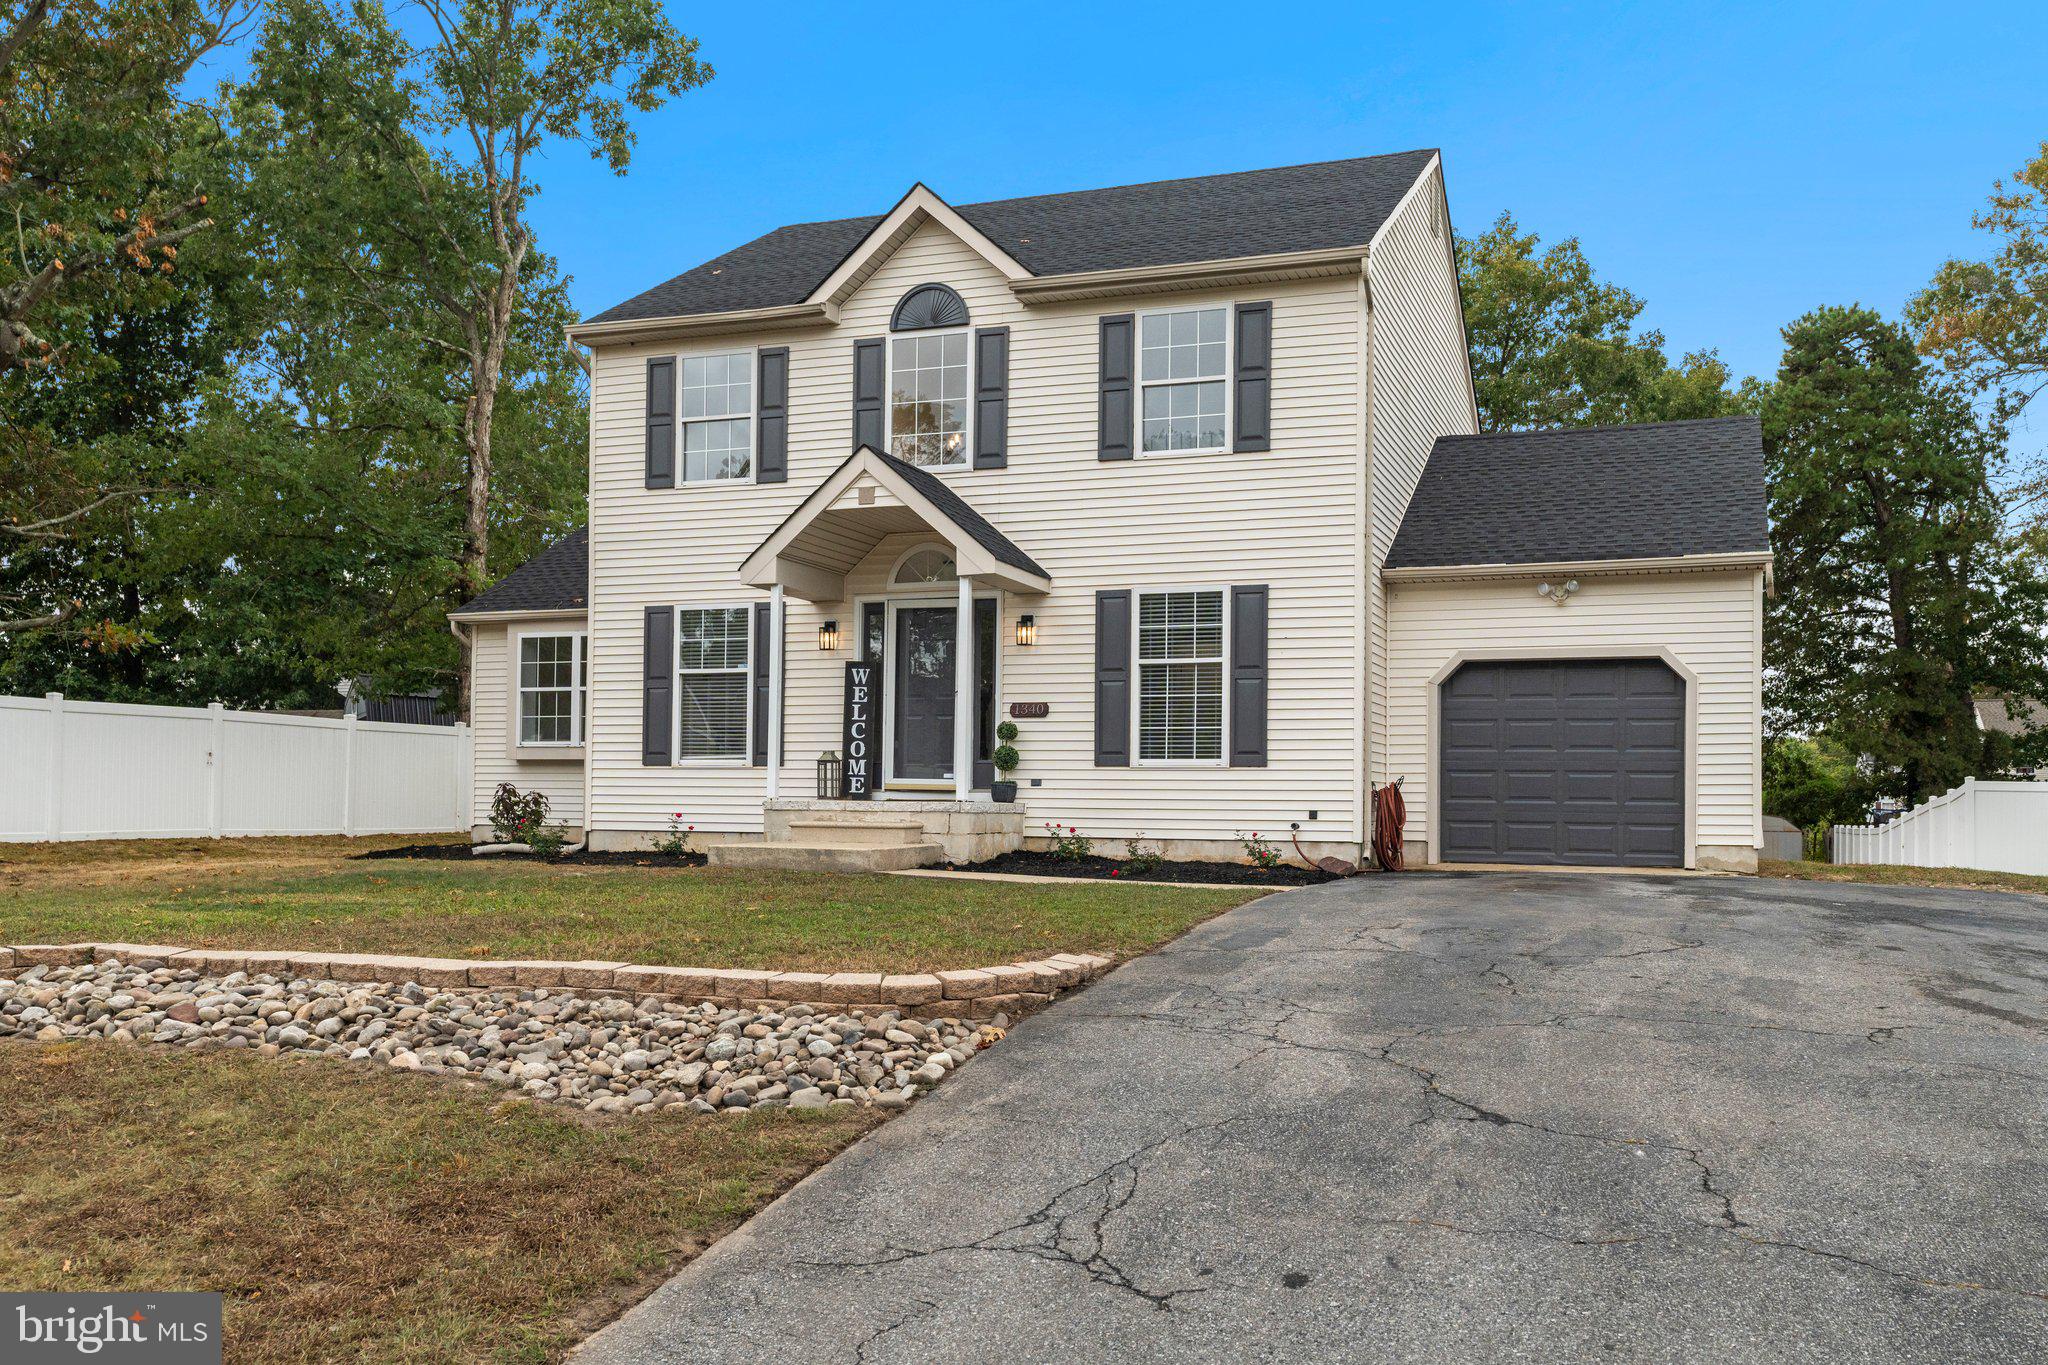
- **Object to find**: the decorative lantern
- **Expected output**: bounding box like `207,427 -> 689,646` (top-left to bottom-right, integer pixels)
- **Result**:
816,750 -> 844,798
1015,614 -> 1036,647
818,619 -> 841,651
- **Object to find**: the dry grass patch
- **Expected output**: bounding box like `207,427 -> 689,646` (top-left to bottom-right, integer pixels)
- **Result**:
0,837 -> 1257,972
1760,858 -> 2048,898
0,1041 -> 875,1363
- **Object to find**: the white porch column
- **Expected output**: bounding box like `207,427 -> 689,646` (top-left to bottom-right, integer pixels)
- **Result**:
954,574 -> 973,800
766,584 -> 784,800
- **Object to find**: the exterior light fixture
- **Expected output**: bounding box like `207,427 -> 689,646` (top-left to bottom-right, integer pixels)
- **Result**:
818,620 -> 840,651
1537,579 -> 1581,607
1015,614 -> 1036,647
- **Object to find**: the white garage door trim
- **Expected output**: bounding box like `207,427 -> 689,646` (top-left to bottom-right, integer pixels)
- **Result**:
1423,646 -> 1700,870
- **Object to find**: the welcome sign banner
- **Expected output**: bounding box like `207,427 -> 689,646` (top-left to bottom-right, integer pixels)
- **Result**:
842,661 -> 879,799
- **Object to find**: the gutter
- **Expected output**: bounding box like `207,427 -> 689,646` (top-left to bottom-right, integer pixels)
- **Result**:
566,300 -> 838,347
1383,550 -> 1775,588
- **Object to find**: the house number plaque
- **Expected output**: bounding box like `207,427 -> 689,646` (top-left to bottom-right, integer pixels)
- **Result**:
1008,702 -> 1050,719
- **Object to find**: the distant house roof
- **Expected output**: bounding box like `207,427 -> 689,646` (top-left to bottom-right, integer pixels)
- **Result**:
1386,417 -> 1772,571
584,150 -> 1440,325
452,527 -> 587,617
1974,694 -> 2048,738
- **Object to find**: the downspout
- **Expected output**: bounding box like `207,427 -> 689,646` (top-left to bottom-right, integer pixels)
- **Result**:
1357,258 -> 1376,870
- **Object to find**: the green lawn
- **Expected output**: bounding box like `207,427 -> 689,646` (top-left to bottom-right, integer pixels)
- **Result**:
1760,857 -> 2048,898
0,835 -> 1258,971
0,1041 -> 874,1363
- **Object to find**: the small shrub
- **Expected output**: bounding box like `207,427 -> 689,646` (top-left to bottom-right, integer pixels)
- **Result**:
992,744 -> 1020,774
1237,830 -> 1282,870
995,720 -> 1019,743
526,825 -> 571,859
1044,822 -> 1092,860
490,783 -> 549,845
1123,835 -> 1164,875
653,813 -> 695,857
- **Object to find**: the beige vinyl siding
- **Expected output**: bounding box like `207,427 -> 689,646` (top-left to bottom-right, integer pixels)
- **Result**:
585,218 -> 1367,845
469,619 -> 587,831
1364,163 -> 1477,787
1384,570 -> 1765,857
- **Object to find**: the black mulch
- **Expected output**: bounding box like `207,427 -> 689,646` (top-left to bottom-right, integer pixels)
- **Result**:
355,844 -> 707,868
940,849 -> 1344,887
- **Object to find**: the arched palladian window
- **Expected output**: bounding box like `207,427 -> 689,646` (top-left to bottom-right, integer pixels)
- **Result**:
892,546 -> 958,587
890,283 -> 969,332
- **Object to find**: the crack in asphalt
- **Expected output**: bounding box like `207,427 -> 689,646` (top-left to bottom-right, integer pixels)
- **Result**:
794,1119 -> 1245,1312
852,1299 -> 937,1365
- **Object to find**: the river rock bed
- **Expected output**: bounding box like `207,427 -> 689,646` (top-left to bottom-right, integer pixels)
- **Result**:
0,959 -> 1005,1115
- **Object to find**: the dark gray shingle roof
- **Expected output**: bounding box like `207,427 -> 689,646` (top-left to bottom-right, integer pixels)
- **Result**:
585,151 -> 1439,325
875,451 -> 1048,580
453,527 -> 587,615
1386,417 -> 1771,570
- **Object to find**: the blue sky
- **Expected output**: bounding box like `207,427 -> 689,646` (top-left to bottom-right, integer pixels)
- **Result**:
509,0 -> 2044,386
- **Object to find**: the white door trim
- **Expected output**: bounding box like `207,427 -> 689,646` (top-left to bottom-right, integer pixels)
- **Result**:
872,589 -> 1002,792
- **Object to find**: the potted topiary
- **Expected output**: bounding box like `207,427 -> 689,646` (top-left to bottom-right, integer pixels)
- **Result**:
991,720 -> 1021,803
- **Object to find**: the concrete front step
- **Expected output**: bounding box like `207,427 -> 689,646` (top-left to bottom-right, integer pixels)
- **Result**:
708,841 -> 946,873
783,819 -> 929,848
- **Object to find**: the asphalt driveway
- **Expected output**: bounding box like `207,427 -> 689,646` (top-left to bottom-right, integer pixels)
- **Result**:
577,873 -> 2048,1364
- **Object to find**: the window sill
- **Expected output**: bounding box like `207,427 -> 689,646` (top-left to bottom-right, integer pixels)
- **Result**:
674,757 -> 751,768
512,743 -> 584,762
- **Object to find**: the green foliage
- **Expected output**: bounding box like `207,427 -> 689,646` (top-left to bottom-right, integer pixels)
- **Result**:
1121,836 -> 1164,875
1457,212 -> 1738,431
652,814 -> 694,858
1762,735 -> 1864,856
1043,822 -> 1092,861
1908,141 -> 2048,524
991,744 -> 1019,774
1236,830 -> 1281,870
1760,304 -> 2048,806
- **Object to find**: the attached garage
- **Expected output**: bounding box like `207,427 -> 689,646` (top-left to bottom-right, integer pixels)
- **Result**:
1438,658 -> 1684,866
1379,417 -> 1773,873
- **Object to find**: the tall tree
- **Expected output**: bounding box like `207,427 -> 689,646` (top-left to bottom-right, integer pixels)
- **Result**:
1761,304 -> 2048,806
1458,211 -> 1737,432
1908,141 -> 2048,525
0,0 -> 253,633
243,0 -> 708,712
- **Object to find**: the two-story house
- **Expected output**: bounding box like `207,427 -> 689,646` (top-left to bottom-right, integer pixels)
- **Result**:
450,150 -> 1771,872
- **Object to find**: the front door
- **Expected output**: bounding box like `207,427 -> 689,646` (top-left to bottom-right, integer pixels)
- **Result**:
892,606 -> 956,782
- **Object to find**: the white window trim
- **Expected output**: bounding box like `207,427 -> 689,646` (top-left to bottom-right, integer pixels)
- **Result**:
514,629 -> 587,748
884,326 -> 974,471
675,344 -> 758,487
672,604 -> 753,766
1135,303 -> 1233,459
1131,585 -> 1230,767
888,542 -> 959,588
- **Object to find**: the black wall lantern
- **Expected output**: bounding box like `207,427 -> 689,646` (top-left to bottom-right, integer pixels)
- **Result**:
816,750 -> 843,798
1015,614 -> 1036,647
818,620 -> 840,651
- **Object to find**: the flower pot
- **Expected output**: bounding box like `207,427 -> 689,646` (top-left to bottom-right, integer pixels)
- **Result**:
990,780 -> 1018,804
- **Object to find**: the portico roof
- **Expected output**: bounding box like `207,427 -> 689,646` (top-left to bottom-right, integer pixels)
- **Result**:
738,447 -> 1052,602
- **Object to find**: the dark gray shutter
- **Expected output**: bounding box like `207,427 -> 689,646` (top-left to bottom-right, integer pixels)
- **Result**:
852,337 -> 886,451
645,357 -> 676,488
642,607 -> 673,765
1098,314 -> 1135,462
751,602 -> 771,766
1233,302 -> 1272,453
756,347 -> 788,483
973,326 -> 1009,469
1094,590 -> 1132,766
1229,585 -> 1268,767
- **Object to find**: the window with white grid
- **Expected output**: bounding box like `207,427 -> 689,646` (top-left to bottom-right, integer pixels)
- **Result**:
677,607 -> 750,759
1140,307 -> 1227,453
888,331 -> 969,467
680,351 -> 752,482
518,633 -> 586,745
1137,590 -> 1225,762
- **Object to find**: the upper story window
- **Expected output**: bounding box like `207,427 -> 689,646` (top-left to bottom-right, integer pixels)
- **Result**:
889,331 -> 969,468
518,632 -> 587,745
1140,306 -> 1228,454
891,283 -> 970,332
680,351 -> 752,483
893,547 -> 957,586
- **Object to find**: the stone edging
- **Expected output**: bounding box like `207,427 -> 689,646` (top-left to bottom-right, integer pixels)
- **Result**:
0,943 -> 1115,1021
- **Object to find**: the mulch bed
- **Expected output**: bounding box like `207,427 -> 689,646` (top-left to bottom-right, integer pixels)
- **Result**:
941,849 -> 1343,887
356,844 -> 708,869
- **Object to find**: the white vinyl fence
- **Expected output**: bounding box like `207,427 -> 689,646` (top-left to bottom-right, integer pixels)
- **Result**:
0,693 -> 471,842
1829,778 -> 2048,877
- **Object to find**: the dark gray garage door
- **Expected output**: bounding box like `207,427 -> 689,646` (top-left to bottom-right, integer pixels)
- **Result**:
1439,659 -> 1684,867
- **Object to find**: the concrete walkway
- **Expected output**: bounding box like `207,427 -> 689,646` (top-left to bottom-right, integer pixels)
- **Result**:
576,872 -> 2048,1364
